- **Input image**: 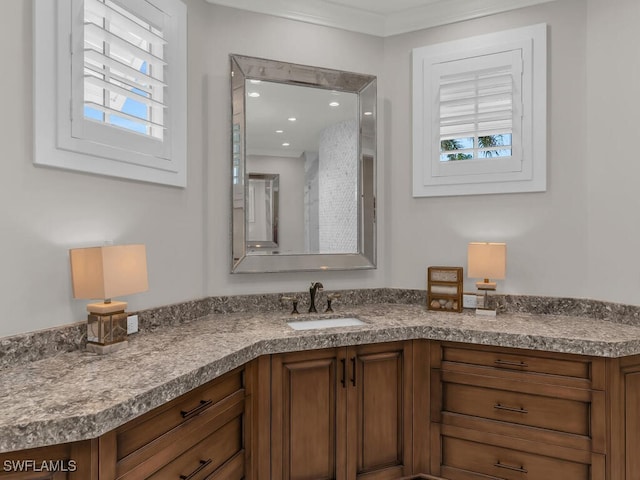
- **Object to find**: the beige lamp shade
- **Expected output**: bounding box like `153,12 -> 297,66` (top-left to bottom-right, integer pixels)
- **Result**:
70,244 -> 148,300
468,242 -> 507,280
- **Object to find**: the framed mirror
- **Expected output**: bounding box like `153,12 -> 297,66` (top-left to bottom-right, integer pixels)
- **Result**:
230,54 -> 377,273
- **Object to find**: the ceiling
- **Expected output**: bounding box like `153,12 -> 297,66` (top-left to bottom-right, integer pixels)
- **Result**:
204,0 -> 556,36
246,81 -> 358,158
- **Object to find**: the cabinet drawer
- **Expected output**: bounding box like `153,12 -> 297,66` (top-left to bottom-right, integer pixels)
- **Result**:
147,416 -> 243,480
114,376 -> 246,480
117,368 -> 243,461
438,343 -> 603,386
443,381 -> 590,436
441,436 -> 590,480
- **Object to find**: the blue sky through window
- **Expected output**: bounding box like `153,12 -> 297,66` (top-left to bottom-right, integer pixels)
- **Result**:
84,61 -> 150,135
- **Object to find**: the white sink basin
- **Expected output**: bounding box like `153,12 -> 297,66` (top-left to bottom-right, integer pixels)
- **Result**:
287,317 -> 365,330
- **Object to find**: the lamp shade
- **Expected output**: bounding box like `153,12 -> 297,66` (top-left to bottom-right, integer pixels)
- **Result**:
468,242 -> 506,280
70,244 -> 148,300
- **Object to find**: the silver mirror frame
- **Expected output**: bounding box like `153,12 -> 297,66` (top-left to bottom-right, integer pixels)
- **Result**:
230,54 -> 377,273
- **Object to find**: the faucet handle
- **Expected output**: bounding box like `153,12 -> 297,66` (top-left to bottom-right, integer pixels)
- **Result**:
325,293 -> 341,313
280,296 -> 299,315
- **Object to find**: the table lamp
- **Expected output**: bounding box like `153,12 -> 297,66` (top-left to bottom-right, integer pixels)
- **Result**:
468,242 -> 506,316
70,244 -> 148,354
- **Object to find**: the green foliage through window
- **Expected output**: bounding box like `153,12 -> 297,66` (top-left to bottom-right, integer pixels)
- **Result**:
440,134 -> 512,162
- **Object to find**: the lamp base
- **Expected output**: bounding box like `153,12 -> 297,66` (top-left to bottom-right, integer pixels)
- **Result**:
87,340 -> 129,355
475,281 -> 497,316
86,301 -> 128,352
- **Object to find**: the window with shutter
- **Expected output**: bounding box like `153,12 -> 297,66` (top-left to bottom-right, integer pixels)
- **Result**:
412,23 -> 546,197
34,0 -> 187,187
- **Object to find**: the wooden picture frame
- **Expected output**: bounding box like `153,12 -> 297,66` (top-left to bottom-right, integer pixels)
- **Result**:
427,266 -> 463,312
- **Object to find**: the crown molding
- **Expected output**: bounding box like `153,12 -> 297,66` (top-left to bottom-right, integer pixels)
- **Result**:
385,0 -> 556,36
206,0 -> 384,36
205,0 -> 557,37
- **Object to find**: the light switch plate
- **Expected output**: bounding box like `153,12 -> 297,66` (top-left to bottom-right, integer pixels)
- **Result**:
127,315 -> 139,334
462,294 -> 477,309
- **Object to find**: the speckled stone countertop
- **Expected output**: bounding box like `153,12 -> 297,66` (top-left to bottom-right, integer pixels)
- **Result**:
3,303 -> 640,453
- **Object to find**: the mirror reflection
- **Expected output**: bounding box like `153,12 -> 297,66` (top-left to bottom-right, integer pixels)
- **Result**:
230,54 -> 377,273
246,82 -> 359,254
247,173 -> 279,250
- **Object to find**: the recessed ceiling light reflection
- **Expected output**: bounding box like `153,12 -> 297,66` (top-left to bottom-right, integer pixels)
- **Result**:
247,92 -> 260,98
329,101 -> 340,107
364,111 -> 373,116
282,142 -> 290,147
288,117 -> 297,122
275,130 -> 284,133
249,79 -> 261,84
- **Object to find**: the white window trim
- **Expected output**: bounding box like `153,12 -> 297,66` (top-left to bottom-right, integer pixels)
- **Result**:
412,23 -> 547,197
33,0 -> 187,187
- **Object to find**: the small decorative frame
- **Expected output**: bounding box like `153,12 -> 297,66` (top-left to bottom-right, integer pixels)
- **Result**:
427,266 -> 463,312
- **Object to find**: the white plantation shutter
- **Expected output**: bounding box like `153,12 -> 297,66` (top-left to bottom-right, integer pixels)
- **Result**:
433,49 -> 522,165
83,0 -> 167,135
439,66 -> 514,142
412,24 -> 547,196
35,0 -> 187,185
72,0 -> 170,158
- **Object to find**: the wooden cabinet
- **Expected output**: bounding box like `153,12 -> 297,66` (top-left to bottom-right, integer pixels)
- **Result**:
0,440 -> 96,480
6,339 -> 640,480
269,341 -> 413,480
99,364 -> 251,480
606,354 -> 640,480
429,342 -> 606,480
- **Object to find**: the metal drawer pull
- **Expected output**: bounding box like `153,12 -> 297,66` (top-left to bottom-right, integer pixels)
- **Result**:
341,359 -> 346,388
180,459 -> 212,480
351,357 -> 357,387
495,461 -> 528,474
494,359 -> 529,368
180,399 -> 213,419
494,403 -> 528,414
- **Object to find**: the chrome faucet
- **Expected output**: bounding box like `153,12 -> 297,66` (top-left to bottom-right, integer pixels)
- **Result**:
308,282 -> 324,313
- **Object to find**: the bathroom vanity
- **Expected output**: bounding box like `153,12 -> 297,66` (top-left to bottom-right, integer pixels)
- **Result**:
1,303 -> 640,479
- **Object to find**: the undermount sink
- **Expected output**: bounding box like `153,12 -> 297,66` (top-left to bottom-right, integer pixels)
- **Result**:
287,317 -> 366,331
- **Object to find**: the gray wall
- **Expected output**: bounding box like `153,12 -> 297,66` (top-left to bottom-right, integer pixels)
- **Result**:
0,0 -> 385,338
1,0 -> 639,338
383,0 -> 592,297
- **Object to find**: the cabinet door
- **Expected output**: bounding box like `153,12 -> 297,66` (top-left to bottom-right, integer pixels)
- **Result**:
609,355 -> 640,480
271,348 -> 347,480
348,341 -> 413,479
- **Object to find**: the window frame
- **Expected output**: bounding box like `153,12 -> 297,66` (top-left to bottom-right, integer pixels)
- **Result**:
34,0 -> 187,187
412,23 -> 547,197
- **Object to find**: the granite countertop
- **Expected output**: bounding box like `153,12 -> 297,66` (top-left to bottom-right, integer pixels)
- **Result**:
3,303 -> 640,453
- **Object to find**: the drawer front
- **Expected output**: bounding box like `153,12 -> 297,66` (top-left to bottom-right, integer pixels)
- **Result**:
441,344 -> 592,381
443,382 -> 590,436
117,369 -> 243,460
441,435 -> 590,480
147,416 -> 243,480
